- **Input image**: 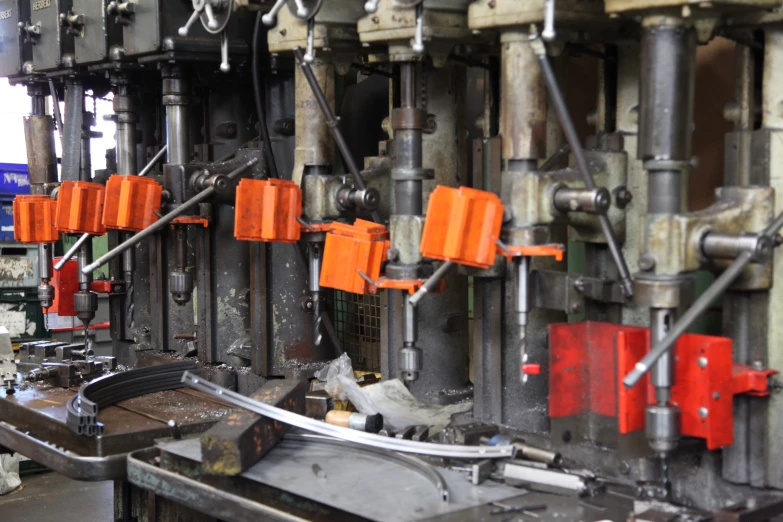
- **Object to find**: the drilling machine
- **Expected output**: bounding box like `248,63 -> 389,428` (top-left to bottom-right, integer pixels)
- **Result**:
3,0 -> 783,520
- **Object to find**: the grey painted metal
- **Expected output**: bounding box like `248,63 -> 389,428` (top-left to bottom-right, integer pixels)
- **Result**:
625,206 -> 783,388
181,371 -> 516,459
532,38 -> 633,299
285,433 -> 449,503
55,233 -> 91,271
81,158 -> 258,275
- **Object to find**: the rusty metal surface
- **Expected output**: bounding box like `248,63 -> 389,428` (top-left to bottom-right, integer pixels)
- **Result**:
201,378 -> 306,475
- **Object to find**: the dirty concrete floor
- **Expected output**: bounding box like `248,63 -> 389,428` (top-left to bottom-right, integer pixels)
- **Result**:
0,472 -> 112,522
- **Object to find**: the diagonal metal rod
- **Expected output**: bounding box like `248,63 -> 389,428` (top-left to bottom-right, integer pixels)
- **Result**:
624,208 -> 783,388
532,38 -> 633,299
55,232 -> 92,271
138,145 -> 168,177
82,158 -> 257,274
293,47 -> 381,224
48,80 -> 63,141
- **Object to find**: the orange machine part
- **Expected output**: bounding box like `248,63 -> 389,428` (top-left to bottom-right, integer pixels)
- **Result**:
498,243 -> 565,262
234,178 -> 302,243
13,195 -> 59,244
420,185 -> 504,269
102,175 -> 163,232
55,181 -> 107,235
320,219 -> 389,295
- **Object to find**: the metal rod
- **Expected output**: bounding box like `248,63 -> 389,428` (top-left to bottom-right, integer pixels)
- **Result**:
624,208 -> 783,388
181,371 -> 516,459
293,47 -> 381,223
409,261 -> 456,307
82,158 -> 257,275
532,38 -> 634,299
138,145 -> 168,177
55,233 -> 92,271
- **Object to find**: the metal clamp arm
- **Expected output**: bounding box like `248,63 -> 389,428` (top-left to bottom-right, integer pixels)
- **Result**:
623,208 -> 783,389
81,158 -> 257,275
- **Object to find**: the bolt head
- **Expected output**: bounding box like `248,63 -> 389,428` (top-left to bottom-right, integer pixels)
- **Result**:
698,407 -> 708,419
638,254 -> 656,272
698,356 -> 708,368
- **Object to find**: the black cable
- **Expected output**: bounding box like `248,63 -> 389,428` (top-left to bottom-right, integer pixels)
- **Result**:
253,12 -> 279,179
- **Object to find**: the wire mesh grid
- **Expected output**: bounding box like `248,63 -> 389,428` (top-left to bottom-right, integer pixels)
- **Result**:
332,291 -> 382,372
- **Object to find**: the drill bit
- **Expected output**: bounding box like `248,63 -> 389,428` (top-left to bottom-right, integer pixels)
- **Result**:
515,256 -> 530,382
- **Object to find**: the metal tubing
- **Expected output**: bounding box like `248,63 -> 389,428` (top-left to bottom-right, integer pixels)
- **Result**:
138,146 -> 168,177
48,80 -> 63,139
82,158 -> 258,274
533,39 -> 634,298
409,261 -> 456,307
181,371 -> 517,459
55,233 -> 92,271
292,47 -> 380,223
78,241 -> 93,287
624,204 -> 783,388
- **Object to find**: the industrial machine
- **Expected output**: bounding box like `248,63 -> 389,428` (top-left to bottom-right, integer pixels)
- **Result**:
2,0 -> 783,520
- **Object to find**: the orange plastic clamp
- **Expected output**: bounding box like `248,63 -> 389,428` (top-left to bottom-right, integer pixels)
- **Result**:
498,243 -> 565,262
102,175 -> 163,232
371,277 -> 444,295
171,216 -> 209,228
13,195 -> 59,244
320,219 -> 389,295
420,185 -> 504,269
234,178 -> 302,243
55,181 -> 107,235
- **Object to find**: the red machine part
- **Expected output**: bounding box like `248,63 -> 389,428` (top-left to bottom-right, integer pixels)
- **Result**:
49,257 -> 79,317
102,174 -> 163,232
55,181 -> 107,235
549,321 -> 778,450
13,195 -> 59,244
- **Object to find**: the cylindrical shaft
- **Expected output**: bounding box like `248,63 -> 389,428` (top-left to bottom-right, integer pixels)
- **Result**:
139,146 -> 168,177
639,17 -> 696,164
78,241 -> 93,288
647,170 -> 682,214
515,256 -> 530,381
649,308 -> 674,394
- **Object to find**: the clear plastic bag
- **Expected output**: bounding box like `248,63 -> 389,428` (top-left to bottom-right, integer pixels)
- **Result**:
315,353 -> 355,401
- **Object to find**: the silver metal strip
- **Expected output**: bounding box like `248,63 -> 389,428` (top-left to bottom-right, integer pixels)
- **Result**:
181,371 -> 515,460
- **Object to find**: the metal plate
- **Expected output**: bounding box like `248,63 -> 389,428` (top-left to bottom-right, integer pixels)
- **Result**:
0,0 -> 29,77
30,0 -> 74,72
72,0 -> 121,65
156,436 -> 523,521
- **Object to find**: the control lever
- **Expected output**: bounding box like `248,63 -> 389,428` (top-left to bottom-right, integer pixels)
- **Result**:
623,209 -> 783,389
81,158 -> 258,275
293,47 -> 381,223
364,0 -> 381,13
531,35 -> 634,299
